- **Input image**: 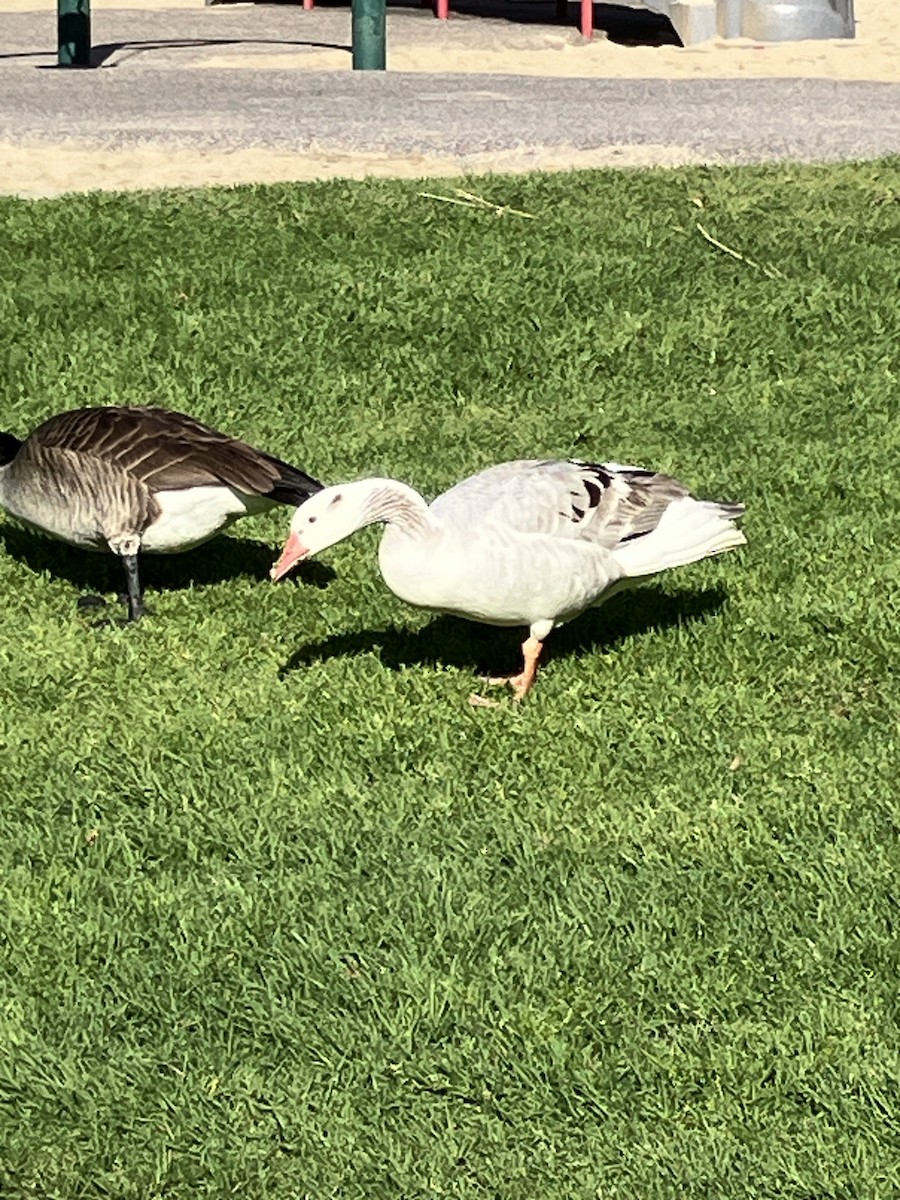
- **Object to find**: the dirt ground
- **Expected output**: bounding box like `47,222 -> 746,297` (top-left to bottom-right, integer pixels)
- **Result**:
1,0 -> 896,195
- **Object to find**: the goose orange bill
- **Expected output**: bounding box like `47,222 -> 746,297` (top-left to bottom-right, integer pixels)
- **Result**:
270,531 -> 309,581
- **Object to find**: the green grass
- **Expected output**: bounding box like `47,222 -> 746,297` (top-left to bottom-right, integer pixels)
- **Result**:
1,159 -> 900,1199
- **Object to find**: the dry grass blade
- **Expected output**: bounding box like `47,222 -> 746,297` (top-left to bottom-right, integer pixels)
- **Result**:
695,220 -> 784,279
418,188 -> 535,218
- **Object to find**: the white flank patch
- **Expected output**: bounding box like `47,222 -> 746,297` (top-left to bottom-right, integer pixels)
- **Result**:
141,486 -> 258,553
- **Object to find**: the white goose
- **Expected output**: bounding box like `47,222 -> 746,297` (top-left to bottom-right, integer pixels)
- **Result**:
0,405 -> 322,620
271,458 -> 746,702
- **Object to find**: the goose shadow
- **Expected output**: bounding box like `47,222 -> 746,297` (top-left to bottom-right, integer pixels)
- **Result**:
278,584 -> 729,681
0,525 -> 335,601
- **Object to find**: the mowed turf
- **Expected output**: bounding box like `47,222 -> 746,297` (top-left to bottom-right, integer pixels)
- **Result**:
0,160 -> 899,1199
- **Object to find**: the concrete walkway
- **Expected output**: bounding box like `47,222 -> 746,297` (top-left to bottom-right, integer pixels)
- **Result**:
2,3 -> 900,195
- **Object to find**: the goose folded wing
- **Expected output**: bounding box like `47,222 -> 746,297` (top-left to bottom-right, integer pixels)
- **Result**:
430,458 -> 687,547
31,406 -> 320,501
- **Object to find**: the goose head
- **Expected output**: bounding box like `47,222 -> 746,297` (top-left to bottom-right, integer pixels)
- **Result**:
270,477 -> 432,581
270,480 -> 384,581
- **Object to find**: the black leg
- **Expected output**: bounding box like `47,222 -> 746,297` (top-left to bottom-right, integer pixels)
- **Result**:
121,554 -> 145,621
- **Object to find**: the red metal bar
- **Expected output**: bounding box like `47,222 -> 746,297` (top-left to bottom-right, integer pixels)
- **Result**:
580,0 -> 592,37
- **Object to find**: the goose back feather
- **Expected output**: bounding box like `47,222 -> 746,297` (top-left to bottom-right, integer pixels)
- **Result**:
23,405 -> 318,505
430,459 -> 692,548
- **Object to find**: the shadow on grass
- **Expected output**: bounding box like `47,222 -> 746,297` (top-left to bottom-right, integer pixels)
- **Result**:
279,584 -> 729,680
0,526 -> 335,602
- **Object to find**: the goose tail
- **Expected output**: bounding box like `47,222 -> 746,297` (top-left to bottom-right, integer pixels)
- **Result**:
612,496 -> 746,579
264,456 -> 324,507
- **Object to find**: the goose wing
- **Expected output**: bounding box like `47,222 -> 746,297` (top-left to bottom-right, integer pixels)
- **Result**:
430,458 -> 690,549
29,406 -> 321,503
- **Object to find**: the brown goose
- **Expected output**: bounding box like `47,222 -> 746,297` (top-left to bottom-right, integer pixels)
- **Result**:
0,405 -> 322,620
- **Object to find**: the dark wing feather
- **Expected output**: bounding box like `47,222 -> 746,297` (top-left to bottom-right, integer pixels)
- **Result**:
567,460 -> 690,549
30,406 -> 321,503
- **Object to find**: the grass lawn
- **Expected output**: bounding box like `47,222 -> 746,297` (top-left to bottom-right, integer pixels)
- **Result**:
1,159 -> 899,1199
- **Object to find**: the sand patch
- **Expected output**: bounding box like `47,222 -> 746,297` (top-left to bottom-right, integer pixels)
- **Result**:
182,0 -> 900,83
193,35 -> 894,82
0,139 -> 711,199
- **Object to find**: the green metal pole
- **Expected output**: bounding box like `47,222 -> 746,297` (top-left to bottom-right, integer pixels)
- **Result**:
351,0 -> 385,71
58,0 -> 91,67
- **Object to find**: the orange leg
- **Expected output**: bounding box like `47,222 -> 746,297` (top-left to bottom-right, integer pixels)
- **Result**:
470,635 -> 544,706
510,635 -> 543,701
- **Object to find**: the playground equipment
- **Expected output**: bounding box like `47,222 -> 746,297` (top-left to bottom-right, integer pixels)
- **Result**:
426,0 -> 854,42
352,0 -> 386,68
58,0 -> 89,65
617,0 -> 854,44
56,0 -> 854,68
56,0 -> 387,67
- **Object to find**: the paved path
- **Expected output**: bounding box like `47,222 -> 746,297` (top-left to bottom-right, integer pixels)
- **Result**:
2,5 -> 900,167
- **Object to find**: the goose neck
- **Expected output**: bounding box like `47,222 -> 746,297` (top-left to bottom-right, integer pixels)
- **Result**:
365,480 -> 434,538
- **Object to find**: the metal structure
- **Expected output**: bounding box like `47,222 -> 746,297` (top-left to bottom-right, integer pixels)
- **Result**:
58,0 -> 90,65
737,0 -> 854,40
56,0 -> 387,69
54,0 -> 854,69
620,0 -> 854,44
352,0 -> 386,69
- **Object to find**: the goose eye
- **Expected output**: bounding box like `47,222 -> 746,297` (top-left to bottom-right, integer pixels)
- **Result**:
308,516 -> 317,525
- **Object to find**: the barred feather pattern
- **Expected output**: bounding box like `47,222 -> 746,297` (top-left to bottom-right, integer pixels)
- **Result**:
28,406 -> 320,501
0,405 -> 322,553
